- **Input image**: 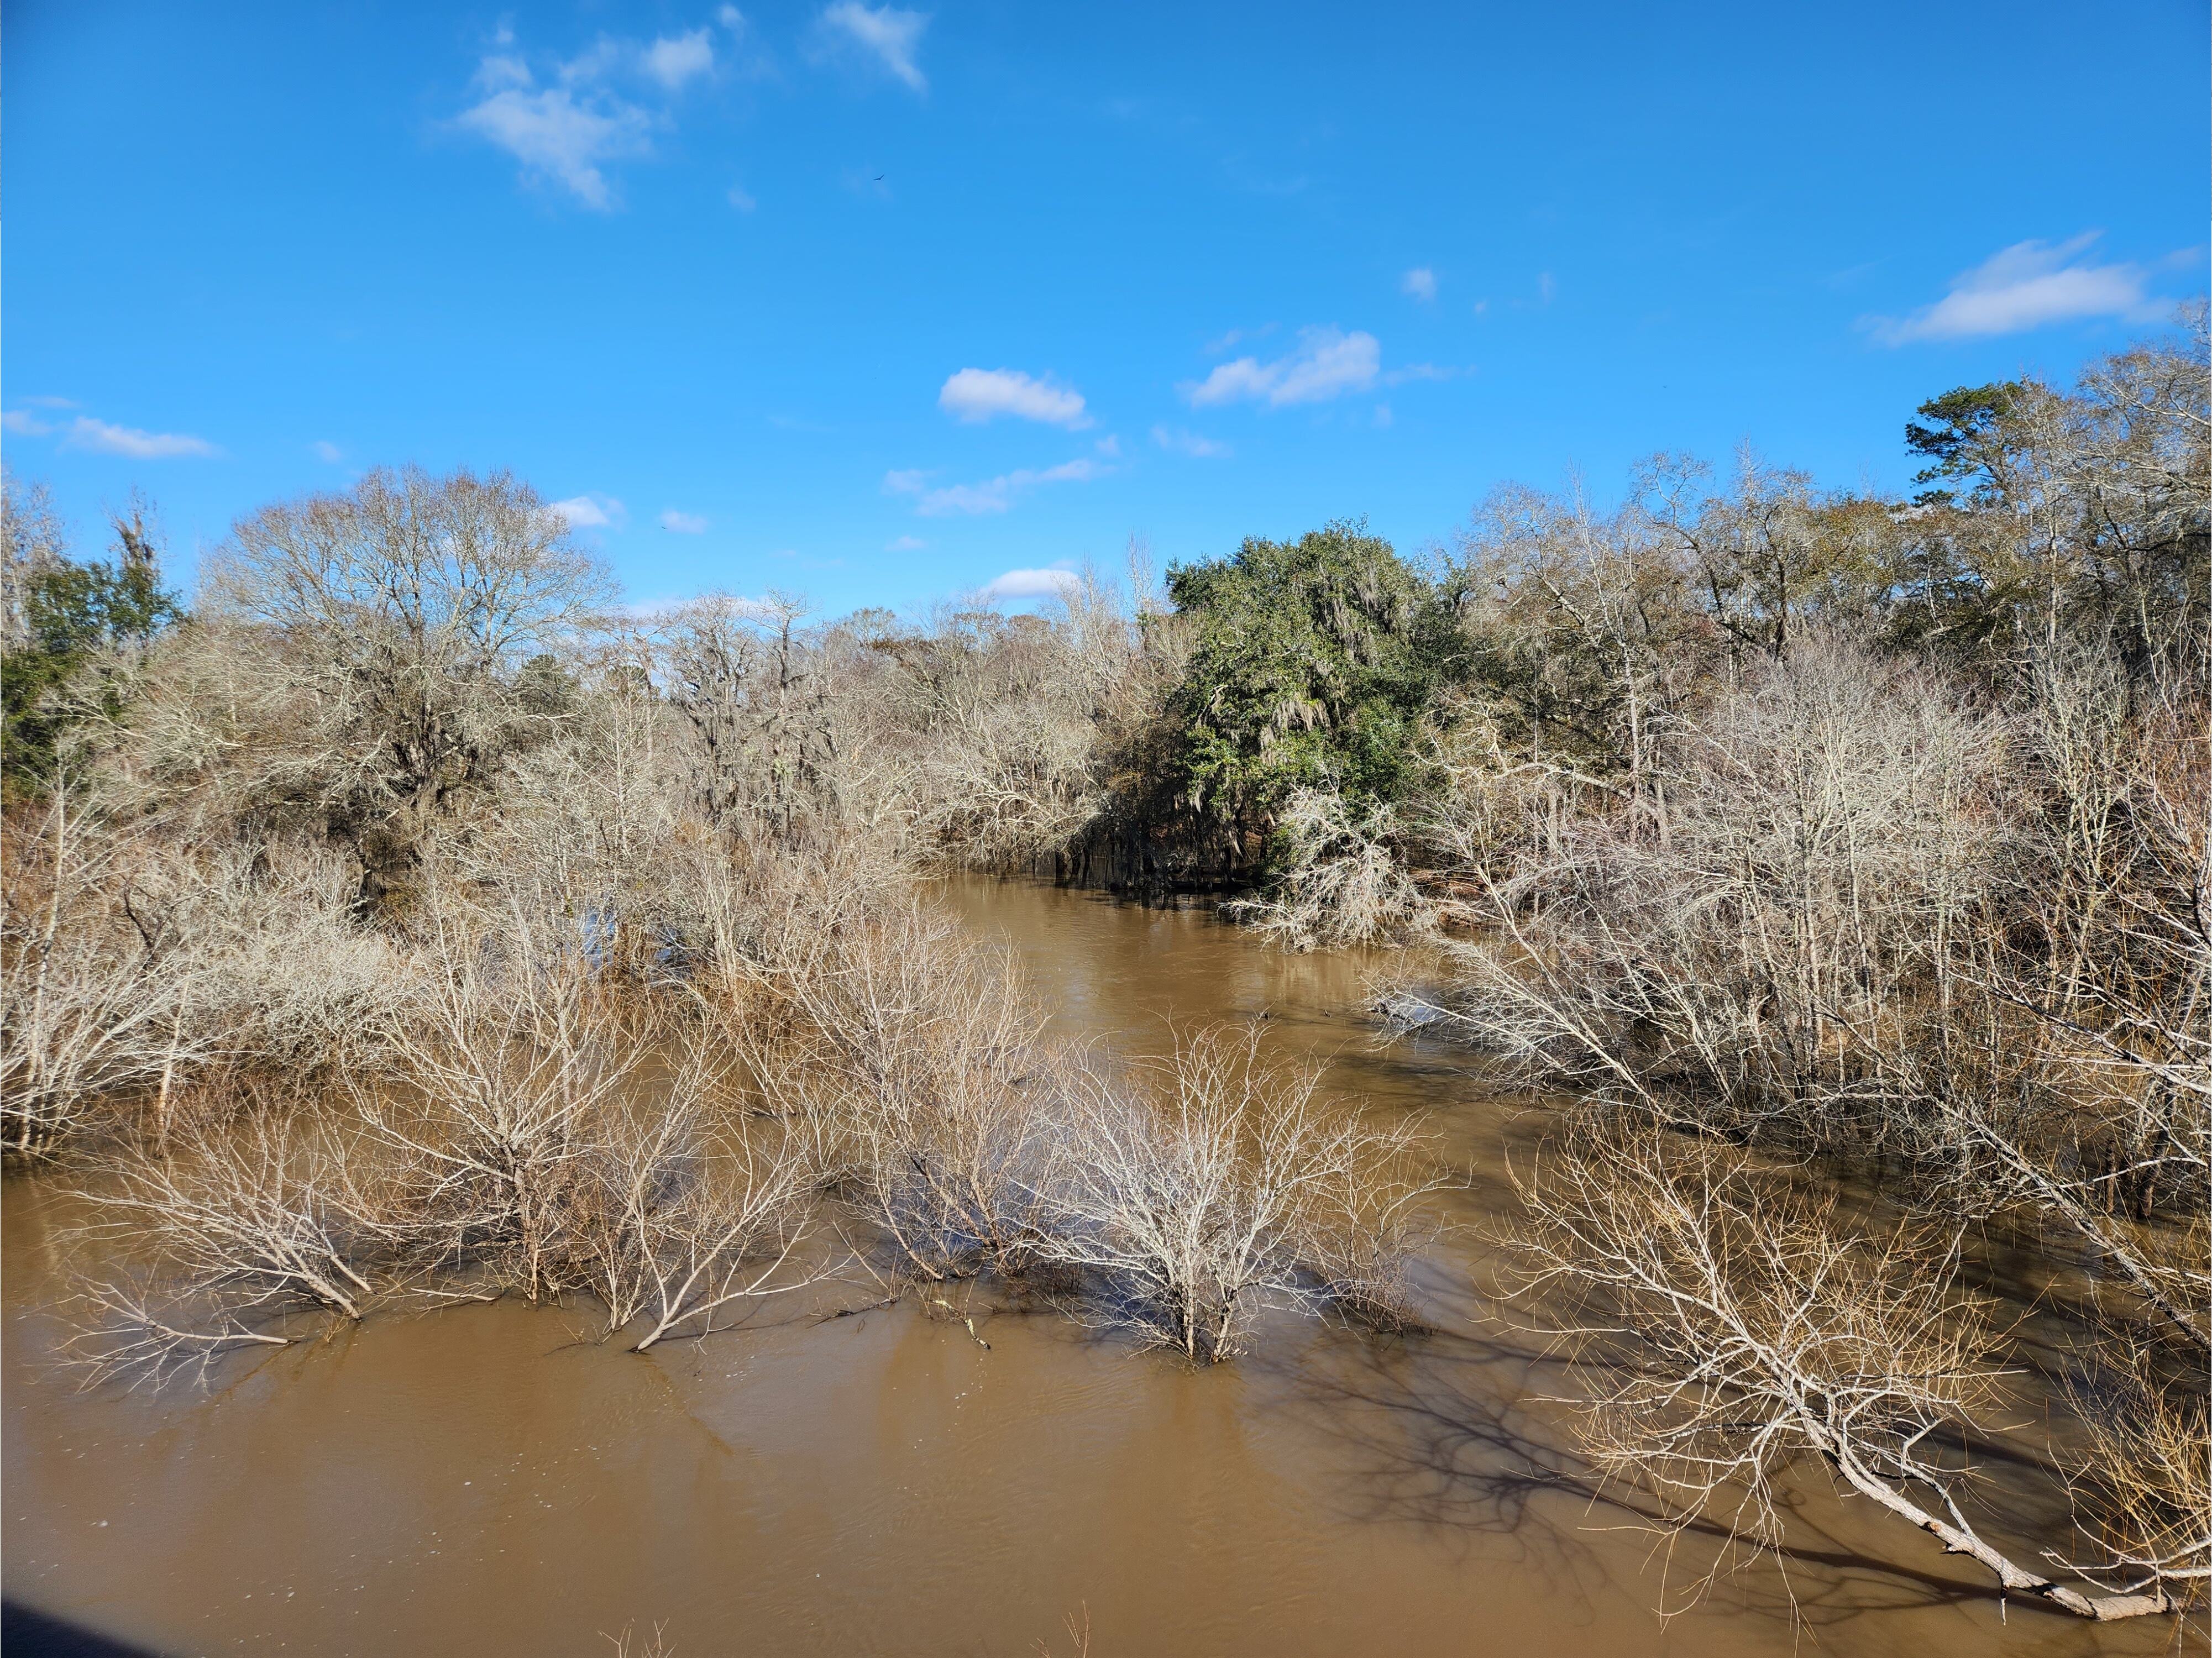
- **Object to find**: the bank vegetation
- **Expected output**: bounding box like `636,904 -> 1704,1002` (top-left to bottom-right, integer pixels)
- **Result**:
2,312 -> 2204,1626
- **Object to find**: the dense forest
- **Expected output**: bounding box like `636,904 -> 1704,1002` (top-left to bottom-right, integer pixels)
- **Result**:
2,313 -> 2204,1626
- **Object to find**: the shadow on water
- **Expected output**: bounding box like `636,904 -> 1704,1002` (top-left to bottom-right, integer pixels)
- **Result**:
1279,1326 -> 2047,1635
1,1603 -> 164,1658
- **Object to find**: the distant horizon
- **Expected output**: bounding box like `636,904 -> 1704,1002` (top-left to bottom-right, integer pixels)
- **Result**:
5,1 -> 2205,615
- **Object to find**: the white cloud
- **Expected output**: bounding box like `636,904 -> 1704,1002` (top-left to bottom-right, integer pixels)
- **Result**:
1152,424 -> 1230,458
558,38 -> 629,86
3,410 -> 53,436
1869,233 -> 2164,344
911,482 -> 1009,516
1203,324 -> 1273,355
1382,362 -> 1461,386
938,367 -> 1090,428
625,591 -> 782,621
61,417 -> 219,459
659,508 -> 709,533
719,6 -> 747,29
549,493 -> 625,529
1401,267 -> 1437,301
1372,403 -> 1393,428
1184,327 -> 1381,408
312,440 -> 343,463
727,183 -> 757,212
886,534 -> 927,552
885,457 -> 1105,516
820,3 -> 928,91
476,53 -> 533,91
642,29 -> 715,90
457,82 -> 652,208
978,567 -> 1081,601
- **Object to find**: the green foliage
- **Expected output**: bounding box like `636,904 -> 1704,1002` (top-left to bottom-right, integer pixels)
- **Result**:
1,517 -> 184,793
1163,522 -> 1456,840
1905,381 -> 2024,505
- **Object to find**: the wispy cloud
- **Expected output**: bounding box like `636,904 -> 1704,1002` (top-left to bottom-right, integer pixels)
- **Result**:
885,457 -> 1105,516
558,38 -> 630,86
886,534 -> 927,552
1152,424 -> 1230,458
1382,362 -> 1463,386
1221,156 -> 1307,198
938,368 -> 1089,428
5,406 -> 222,458
625,590 -> 783,621
455,20 -> 743,208
727,183 -> 757,212
659,508 -> 709,533
476,52 -> 533,92
1401,267 -> 1437,301
641,28 -> 716,90
550,493 -> 625,529
819,3 -> 928,91
312,440 -> 343,463
457,78 -> 652,209
1203,324 -> 1275,356
977,567 -> 1081,601
1868,233 -> 2166,344
60,416 -> 220,459
1184,327 -> 1381,408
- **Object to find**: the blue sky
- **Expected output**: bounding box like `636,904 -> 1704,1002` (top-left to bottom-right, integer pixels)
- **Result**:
4,1 -> 2205,614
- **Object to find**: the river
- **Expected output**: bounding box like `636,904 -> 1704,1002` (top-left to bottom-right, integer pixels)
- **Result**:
1,878 -> 2173,1655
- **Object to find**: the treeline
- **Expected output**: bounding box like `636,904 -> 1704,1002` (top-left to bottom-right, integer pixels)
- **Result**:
0,312 -> 2203,1625
0,466 -> 1436,1383
1378,319 -> 2206,1624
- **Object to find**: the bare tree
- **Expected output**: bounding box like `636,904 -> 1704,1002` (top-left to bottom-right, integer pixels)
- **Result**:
572,1063 -> 820,1352
741,903 -> 1063,1283
1450,476 -> 1705,846
852,571 -> 1154,872
2,789 -> 209,1151
1224,787 -> 1430,950
365,922 -> 646,1300
653,594 -> 838,844
64,1100 -> 441,1386
1,466 -> 70,650
1413,634 -> 2007,1142
1036,1027 -> 1439,1361
191,466 -> 612,906
1510,1122 -> 2187,1621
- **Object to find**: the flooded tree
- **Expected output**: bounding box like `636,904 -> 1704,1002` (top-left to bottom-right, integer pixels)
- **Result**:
3,317 -> 2205,1634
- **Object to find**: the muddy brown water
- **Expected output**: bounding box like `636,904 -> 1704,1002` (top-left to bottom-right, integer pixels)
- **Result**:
1,879 -> 2182,1656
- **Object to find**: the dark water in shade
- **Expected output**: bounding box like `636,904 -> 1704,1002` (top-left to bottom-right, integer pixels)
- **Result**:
1,879 -> 2180,1657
